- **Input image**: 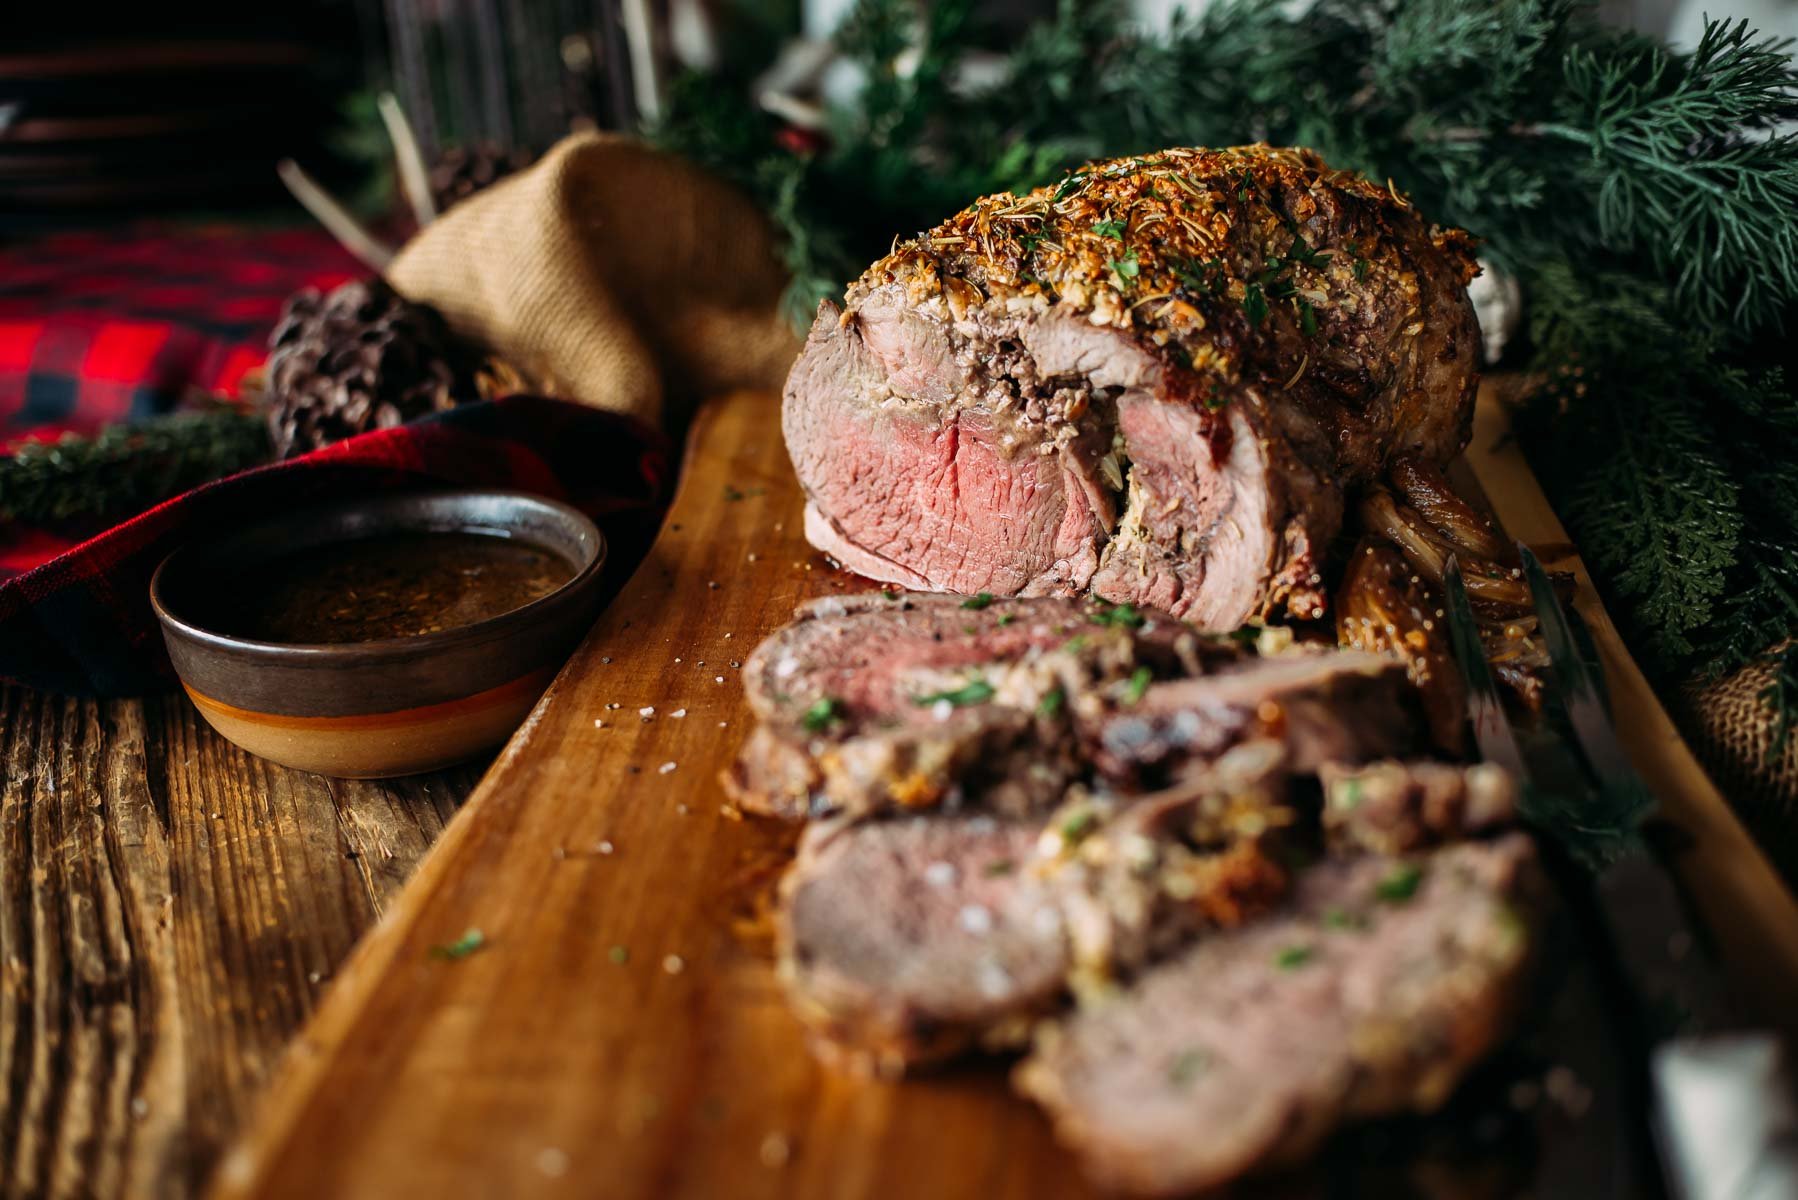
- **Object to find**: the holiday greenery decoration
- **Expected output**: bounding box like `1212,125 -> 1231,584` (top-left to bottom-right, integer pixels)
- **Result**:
656,0 -> 1798,739
0,408 -> 270,526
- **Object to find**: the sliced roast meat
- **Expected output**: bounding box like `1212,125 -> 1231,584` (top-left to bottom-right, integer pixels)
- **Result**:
785,145 -> 1480,629
726,592 -> 1236,819
1094,649 -> 1415,784
1321,760 -> 1519,856
778,812 -> 1069,1075
1016,835 -> 1540,1197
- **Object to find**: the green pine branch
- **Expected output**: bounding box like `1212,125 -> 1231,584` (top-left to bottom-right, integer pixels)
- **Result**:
0,409 -> 271,525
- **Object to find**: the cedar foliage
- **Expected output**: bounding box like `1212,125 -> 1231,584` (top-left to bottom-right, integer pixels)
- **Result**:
657,0 -> 1798,736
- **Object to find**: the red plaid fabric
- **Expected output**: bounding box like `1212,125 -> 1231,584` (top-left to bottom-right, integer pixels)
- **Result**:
0,226 -> 674,697
0,225 -> 360,438
0,396 -> 671,696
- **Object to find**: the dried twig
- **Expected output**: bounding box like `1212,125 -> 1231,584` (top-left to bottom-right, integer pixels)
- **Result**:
378,92 -> 438,229
275,159 -> 396,272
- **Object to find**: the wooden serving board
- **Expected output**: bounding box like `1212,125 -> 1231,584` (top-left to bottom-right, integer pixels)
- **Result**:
211,388 -> 1798,1199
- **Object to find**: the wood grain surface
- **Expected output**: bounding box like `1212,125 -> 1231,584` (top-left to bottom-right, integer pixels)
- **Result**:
0,687 -> 481,1198
209,386 -> 1798,1200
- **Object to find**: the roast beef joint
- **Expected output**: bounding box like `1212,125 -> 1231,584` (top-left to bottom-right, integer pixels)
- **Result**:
783,145 -> 1480,632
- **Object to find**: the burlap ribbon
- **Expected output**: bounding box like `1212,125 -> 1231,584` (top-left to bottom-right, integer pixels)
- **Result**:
388,132 -> 800,425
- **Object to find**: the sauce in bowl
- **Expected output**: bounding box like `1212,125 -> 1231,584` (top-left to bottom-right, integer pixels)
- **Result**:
211,532 -> 575,645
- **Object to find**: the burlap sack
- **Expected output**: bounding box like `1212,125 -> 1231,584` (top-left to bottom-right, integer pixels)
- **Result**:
387,132 -> 800,425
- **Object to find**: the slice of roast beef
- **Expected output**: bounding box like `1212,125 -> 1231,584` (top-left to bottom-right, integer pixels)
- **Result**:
726,592 -> 1236,819
1321,760 -> 1519,856
1015,835 -> 1540,1197
778,812 -> 1069,1075
1094,648 -> 1416,785
785,145 -> 1480,629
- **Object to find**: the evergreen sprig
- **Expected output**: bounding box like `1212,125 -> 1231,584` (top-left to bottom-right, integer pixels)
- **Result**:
656,0 -> 1798,739
0,408 -> 271,525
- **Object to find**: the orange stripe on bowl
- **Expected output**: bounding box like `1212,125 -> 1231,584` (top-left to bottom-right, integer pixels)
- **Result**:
182,668 -> 555,731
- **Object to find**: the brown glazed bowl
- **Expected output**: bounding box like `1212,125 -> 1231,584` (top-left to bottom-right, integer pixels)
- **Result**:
150,490 -> 606,778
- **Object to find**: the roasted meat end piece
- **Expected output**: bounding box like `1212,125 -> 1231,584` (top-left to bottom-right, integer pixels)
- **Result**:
785,144 -> 1479,629
1336,536 -> 1467,754
1016,835 -> 1541,1197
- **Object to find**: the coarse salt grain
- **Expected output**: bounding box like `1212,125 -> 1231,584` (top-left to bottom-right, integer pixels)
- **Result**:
658,762 -> 677,774
663,954 -> 685,974
671,708 -> 687,718
594,719 -> 606,728
924,861 -> 957,888
639,706 -> 655,717
958,904 -> 994,934
715,676 -> 725,684
759,1133 -> 792,1168
598,840 -> 615,855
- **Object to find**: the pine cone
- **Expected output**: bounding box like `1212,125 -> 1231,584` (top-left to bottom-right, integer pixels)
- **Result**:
429,142 -> 534,213
263,278 -> 485,459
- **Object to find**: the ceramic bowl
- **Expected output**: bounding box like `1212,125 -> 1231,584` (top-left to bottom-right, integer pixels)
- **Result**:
150,490 -> 606,778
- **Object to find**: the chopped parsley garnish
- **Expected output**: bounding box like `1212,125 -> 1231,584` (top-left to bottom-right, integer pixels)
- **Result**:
997,613 -> 1017,627
1168,1048 -> 1211,1086
1376,862 -> 1424,903
1243,283 -> 1269,327
1352,250 -> 1370,282
1053,172 -> 1087,201
1172,256 -> 1227,296
1297,298 -> 1318,337
1092,218 -> 1128,240
1286,235 -> 1326,268
722,484 -> 766,501
881,588 -> 903,601
1064,634 -> 1089,652
1228,626 -> 1262,649
1331,777 -> 1364,811
608,944 -> 630,964
1038,687 -> 1066,717
1090,602 -> 1146,628
961,592 -> 995,609
1059,807 -> 1100,844
914,679 -> 996,708
802,696 -> 846,732
1125,665 -> 1153,704
1108,249 -> 1141,284
1275,944 -> 1314,969
1323,906 -> 1368,931
430,928 -> 486,960
984,859 -> 1016,878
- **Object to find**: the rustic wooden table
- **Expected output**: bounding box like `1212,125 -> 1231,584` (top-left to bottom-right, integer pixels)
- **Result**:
0,685 -> 482,1198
